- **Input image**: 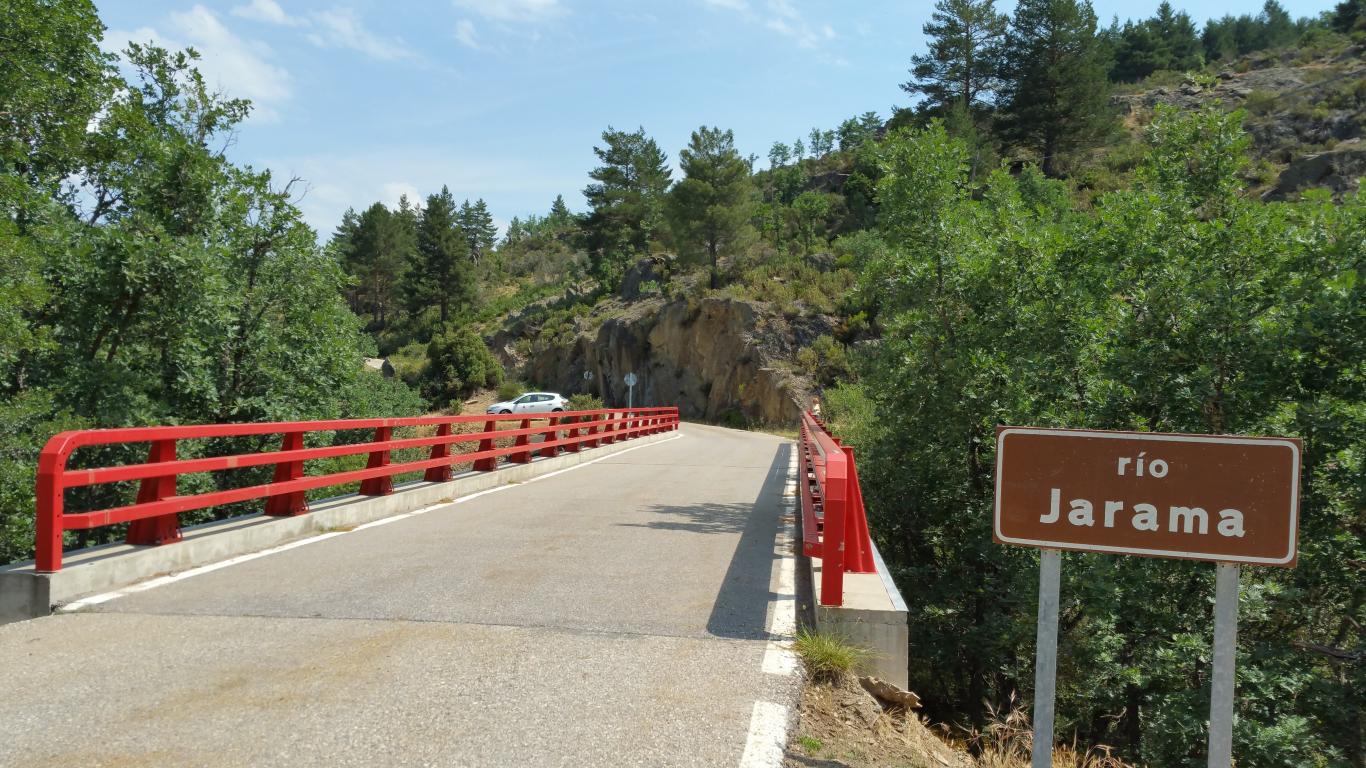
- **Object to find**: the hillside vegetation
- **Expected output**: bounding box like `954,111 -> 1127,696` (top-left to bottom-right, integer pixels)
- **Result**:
1,1 -> 1363,766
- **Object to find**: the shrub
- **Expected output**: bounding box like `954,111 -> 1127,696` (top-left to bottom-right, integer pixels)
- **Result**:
422,326 -> 503,407
1242,89 -> 1279,116
496,379 -> 526,402
567,393 -> 603,411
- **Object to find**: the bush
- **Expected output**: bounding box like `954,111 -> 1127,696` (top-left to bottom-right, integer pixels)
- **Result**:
567,393 -> 603,412
796,335 -> 853,387
496,379 -> 526,402
422,326 -> 503,407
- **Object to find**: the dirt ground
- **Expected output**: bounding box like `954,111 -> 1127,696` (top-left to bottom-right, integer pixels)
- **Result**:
784,675 -> 973,768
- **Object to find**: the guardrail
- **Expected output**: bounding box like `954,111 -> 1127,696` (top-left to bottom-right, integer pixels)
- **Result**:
35,407 -> 680,573
799,410 -> 875,606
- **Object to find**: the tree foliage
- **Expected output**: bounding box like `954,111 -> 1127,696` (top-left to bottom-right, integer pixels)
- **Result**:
0,1 -> 424,563
902,0 -> 1008,114
669,126 -> 753,289
841,111 -> 1364,768
996,0 -> 1115,176
581,126 -> 672,289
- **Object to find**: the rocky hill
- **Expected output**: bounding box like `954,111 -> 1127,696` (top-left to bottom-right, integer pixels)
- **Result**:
1113,37 -> 1366,199
490,260 -> 823,425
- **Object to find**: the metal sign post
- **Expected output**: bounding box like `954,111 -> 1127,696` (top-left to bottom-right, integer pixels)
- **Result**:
1208,564 -> 1240,768
1033,549 -> 1061,768
992,426 -> 1301,768
624,372 -> 637,409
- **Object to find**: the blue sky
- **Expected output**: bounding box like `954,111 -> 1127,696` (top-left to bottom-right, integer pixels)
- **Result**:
97,0 -> 1335,236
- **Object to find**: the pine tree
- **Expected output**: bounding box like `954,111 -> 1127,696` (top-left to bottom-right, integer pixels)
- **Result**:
902,0 -> 1008,113
1258,0 -> 1296,48
768,141 -> 791,168
548,194 -> 572,227
1332,0 -> 1363,33
581,126 -> 672,287
997,0 -> 1114,176
668,126 -> 753,289
457,198 -> 497,265
406,186 -> 471,326
344,202 -> 408,329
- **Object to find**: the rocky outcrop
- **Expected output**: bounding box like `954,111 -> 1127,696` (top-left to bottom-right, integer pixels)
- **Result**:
516,296 -> 810,425
1263,142 -> 1366,200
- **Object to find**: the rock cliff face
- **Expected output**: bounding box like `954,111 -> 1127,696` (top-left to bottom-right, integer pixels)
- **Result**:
502,296 -> 810,425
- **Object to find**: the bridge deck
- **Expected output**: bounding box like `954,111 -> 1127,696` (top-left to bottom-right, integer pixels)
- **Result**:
0,424 -> 800,767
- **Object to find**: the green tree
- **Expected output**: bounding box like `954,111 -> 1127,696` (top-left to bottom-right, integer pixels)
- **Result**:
548,194 -> 572,227
407,187 -> 472,326
668,126 -> 753,289
1258,0 -> 1297,47
1110,3 -> 1202,82
790,190 -> 832,252
457,198 -> 498,265
997,0 -> 1115,176
581,126 -> 672,288
768,141 -> 792,168
902,0 -> 1007,113
1332,0 -> 1363,32
844,111 -> 1364,767
338,202 -> 409,330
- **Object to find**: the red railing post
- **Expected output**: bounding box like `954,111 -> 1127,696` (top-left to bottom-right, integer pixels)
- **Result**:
359,426 -> 393,496
820,450 -> 848,607
34,438 -> 66,573
563,417 -> 582,452
539,416 -> 560,458
509,419 -> 533,463
265,431 -> 308,516
585,414 -> 600,448
601,412 -> 616,444
424,423 -> 453,482
125,439 -> 183,545
473,419 -> 499,471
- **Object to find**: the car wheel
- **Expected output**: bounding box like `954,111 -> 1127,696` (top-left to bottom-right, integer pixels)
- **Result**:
500,409 -> 512,414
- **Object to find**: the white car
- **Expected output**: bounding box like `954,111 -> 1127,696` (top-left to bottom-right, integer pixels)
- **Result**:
486,392 -> 569,415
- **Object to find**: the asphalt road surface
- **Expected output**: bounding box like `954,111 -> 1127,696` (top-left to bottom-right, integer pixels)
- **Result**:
0,423 -> 802,768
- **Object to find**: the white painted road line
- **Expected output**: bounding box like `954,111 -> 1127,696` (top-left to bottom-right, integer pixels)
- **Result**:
55,434 -> 684,612
738,701 -> 790,768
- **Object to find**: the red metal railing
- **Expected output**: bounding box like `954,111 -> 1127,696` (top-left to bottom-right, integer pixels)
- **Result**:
799,410 -> 875,607
35,407 -> 680,572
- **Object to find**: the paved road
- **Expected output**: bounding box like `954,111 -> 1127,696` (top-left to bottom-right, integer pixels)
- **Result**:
0,424 -> 801,768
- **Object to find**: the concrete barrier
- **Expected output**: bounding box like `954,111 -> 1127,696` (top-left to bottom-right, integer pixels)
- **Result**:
808,541 -> 910,690
0,430 -> 676,623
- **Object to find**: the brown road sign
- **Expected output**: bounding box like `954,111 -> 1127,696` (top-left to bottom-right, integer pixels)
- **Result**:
994,427 -> 1301,566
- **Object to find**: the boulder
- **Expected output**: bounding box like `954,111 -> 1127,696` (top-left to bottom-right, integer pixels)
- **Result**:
1263,144 -> 1366,201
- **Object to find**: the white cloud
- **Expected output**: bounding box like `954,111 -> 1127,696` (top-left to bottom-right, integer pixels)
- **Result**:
381,181 -> 422,207
307,8 -> 417,61
454,19 -> 481,49
108,5 -> 293,122
231,0 -> 305,27
452,0 -> 565,23
704,0 -> 836,50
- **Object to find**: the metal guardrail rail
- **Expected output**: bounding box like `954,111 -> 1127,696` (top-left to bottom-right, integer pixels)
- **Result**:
35,407 -> 680,572
799,410 -> 875,606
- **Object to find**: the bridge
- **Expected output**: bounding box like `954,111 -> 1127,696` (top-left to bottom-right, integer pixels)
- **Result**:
0,409 -> 907,767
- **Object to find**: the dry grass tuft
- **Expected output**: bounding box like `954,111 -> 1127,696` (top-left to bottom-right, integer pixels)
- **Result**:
966,693 -> 1139,768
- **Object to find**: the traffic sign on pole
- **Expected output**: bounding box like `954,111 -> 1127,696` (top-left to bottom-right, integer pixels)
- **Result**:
993,426 -> 1301,768
623,372 -> 637,409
